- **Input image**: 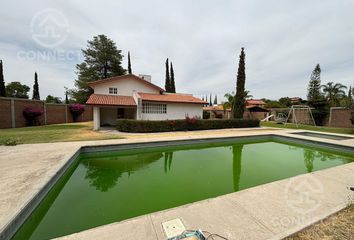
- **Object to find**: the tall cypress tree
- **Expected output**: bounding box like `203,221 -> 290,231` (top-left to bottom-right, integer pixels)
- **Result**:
0,60 -> 6,97
233,47 -> 246,119
64,87 -> 69,104
170,62 -> 176,93
32,72 -> 40,100
209,94 -> 212,106
165,58 -> 170,92
127,51 -> 132,74
307,64 -> 322,102
214,95 -> 218,104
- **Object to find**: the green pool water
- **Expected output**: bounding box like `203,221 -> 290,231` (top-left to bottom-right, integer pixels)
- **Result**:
13,138 -> 354,240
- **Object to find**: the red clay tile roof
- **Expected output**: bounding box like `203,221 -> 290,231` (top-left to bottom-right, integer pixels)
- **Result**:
139,93 -> 207,104
246,99 -> 265,105
203,105 -> 231,111
86,94 -> 136,106
88,74 -> 164,92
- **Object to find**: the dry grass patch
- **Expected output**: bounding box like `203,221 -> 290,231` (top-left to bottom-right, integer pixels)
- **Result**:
0,122 -> 124,145
285,204 -> 354,240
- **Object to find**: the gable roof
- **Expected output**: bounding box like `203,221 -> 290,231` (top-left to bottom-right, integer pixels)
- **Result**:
246,99 -> 266,105
88,74 -> 165,92
139,93 -> 207,104
246,105 -> 269,112
86,94 -> 136,106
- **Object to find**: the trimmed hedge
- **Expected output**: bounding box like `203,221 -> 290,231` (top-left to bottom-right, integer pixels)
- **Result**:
117,119 -> 260,133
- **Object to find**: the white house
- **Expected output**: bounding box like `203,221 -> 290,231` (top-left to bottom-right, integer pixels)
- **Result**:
86,74 -> 206,130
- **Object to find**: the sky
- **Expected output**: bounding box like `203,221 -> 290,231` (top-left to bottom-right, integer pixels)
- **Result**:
1,0 -> 353,102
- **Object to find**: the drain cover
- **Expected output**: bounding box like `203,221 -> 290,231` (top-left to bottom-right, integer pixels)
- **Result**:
162,218 -> 186,238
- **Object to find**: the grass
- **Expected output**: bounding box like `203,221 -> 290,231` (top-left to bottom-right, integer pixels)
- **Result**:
261,121 -> 354,135
285,204 -> 354,240
0,122 -> 123,145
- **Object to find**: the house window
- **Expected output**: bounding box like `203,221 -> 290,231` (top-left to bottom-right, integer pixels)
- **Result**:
142,103 -> 167,114
109,88 -> 117,94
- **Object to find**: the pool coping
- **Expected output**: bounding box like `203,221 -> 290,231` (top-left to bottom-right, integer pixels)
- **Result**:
0,129 -> 353,240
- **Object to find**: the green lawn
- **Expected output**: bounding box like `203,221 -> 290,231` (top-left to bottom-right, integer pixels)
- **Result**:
261,121 -> 354,135
0,122 -> 123,145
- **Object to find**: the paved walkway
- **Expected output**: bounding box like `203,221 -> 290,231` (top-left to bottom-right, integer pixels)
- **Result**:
0,127 -> 353,240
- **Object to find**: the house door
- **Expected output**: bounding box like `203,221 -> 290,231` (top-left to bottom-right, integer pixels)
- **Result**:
117,108 -> 125,118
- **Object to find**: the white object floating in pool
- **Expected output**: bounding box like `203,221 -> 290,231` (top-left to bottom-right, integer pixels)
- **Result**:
162,218 -> 186,238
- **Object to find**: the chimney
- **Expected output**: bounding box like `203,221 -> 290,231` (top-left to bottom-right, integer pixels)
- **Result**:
138,74 -> 152,82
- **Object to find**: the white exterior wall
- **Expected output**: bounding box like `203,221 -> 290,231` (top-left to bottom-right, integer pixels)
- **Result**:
142,103 -> 203,120
93,77 -> 160,96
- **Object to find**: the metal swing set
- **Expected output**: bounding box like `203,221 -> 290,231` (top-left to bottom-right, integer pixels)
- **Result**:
285,105 -> 316,127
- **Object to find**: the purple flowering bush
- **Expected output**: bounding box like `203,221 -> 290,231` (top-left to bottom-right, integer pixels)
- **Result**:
23,107 -> 43,126
69,104 -> 85,122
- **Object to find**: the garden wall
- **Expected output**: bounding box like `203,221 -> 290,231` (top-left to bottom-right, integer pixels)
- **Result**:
0,97 -> 93,129
324,108 -> 352,128
268,107 -> 352,128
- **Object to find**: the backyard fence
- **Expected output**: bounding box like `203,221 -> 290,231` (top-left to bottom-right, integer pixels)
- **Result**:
0,97 -> 93,129
267,107 -> 352,128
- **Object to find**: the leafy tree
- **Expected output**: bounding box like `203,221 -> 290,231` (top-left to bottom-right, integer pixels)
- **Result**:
32,72 -> 40,100
170,62 -> 176,93
71,35 -> 126,103
307,64 -> 323,102
6,82 -> 30,99
165,58 -> 170,92
233,48 -> 246,118
0,60 -> 6,97
127,51 -> 132,74
278,97 -> 291,107
45,95 -> 62,103
264,101 -> 286,108
321,82 -> 347,107
213,95 -> 218,104
339,85 -> 354,108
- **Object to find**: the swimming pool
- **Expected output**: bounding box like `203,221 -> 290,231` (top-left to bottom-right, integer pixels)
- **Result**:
291,131 -> 353,140
11,136 -> 354,239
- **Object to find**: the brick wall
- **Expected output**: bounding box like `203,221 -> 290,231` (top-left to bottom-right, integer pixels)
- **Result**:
46,104 -> 67,125
326,108 -> 352,128
0,98 -> 12,128
0,97 -> 93,129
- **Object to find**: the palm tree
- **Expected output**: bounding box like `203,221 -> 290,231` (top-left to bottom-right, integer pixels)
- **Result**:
223,92 -> 235,111
223,91 -> 253,111
321,82 -> 347,106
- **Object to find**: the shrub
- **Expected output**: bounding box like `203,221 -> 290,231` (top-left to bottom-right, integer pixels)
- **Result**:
23,107 -> 43,126
117,119 -> 260,133
1,138 -> 21,146
69,104 -> 85,122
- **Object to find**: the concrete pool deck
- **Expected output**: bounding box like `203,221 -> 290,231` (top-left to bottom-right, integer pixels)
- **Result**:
0,127 -> 353,240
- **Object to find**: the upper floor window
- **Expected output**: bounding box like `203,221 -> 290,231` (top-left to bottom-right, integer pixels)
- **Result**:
109,88 -> 117,94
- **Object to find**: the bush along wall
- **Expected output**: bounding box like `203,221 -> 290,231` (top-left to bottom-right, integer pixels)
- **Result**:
116,118 -> 260,133
23,107 -> 43,126
69,104 -> 85,122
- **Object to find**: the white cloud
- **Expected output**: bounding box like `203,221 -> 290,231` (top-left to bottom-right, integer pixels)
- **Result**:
1,0 -> 353,100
